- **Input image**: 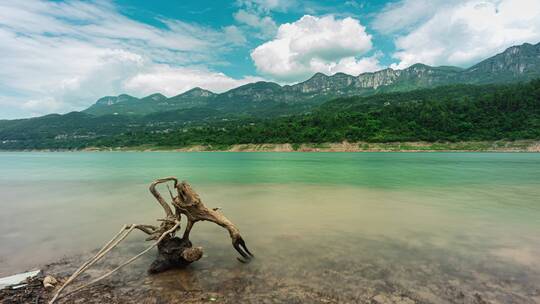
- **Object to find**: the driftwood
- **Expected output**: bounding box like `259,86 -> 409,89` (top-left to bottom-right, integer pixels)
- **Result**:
49,177 -> 252,304
148,237 -> 203,274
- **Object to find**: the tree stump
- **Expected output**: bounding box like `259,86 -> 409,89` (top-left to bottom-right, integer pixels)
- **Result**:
148,237 -> 203,274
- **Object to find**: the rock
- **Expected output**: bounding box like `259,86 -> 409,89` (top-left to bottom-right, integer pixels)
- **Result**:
43,275 -> 58,289
372,294 -> 390,304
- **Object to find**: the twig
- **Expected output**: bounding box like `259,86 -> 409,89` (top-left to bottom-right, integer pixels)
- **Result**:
166,184 -> 175,201
59,221 -> 181,300
49,224 -> 135,304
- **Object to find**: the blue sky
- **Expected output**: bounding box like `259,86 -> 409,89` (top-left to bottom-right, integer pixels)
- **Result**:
1,0 -> 539,118
114,0 -> 395,78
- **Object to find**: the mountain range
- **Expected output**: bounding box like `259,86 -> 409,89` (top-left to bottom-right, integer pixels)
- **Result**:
0,41 -> 539,149
83,42 -> 540,117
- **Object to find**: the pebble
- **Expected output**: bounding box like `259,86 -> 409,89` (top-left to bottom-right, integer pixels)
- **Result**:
43,275 -> 58,289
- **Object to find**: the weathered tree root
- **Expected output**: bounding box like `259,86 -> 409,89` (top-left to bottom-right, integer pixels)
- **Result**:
48,178 -> 252,304
148,237 -> 203,274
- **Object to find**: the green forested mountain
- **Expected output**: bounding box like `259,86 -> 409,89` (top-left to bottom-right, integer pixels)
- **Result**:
83,90 -> 215,116
0,42 -> 539,150
81,42 -> 540,117
100,80 -> 540,147
1,80 -> 539,150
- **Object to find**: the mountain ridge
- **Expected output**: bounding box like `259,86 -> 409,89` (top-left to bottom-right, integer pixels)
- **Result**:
82,41 -> 540,117
1,79 -> 538,150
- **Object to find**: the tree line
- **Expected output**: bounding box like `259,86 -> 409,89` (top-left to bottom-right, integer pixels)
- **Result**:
1,80 -> 539,150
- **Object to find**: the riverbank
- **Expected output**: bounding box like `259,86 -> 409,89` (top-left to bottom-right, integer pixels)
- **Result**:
3,140 -> 539,152
160,140 -> 540,152
3,240 -> 538,304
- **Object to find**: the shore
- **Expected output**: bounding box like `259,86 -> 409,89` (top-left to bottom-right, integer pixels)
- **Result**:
3,140 -> 539,152
161,140 -> 540,152
3,237 -> 540,304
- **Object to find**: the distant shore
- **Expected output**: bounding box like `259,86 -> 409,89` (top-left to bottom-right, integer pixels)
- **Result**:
2,140 -> 539,152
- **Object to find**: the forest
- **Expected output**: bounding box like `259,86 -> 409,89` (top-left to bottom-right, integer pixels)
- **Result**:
1,80 -> 539,150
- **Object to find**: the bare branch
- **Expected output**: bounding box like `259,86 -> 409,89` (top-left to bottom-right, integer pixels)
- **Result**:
149,177 -> 178,218
57,221 -> 181,302
172,181 -> 253,261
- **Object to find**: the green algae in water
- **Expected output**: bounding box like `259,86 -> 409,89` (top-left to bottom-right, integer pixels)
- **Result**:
0,152 -> 539,302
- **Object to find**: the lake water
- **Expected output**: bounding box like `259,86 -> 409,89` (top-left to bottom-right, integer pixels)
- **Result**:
1,152 -> 539,303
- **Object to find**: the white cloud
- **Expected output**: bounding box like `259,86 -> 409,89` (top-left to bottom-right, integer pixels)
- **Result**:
223,25 -> 247,45
234,9 -> 278,39
0,0 -> 257,119
251,15 -> 378,81
387,0 -> 540,69
232,0 -> 294,39
372,0 -> 461,34
309,55 -> 382,76
236,0 -> 295,13
21,97 -> 65,114
124,66 -> 263,97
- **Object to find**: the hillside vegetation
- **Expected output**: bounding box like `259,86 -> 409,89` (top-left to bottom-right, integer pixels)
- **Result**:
1,80 -> 538,150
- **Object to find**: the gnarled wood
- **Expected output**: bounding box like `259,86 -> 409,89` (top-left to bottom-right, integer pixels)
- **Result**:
171,180 -> 253,261
49,177 -> 252,304
148,237 -> 203,274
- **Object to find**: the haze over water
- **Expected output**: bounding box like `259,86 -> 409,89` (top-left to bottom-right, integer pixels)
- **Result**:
1,152 -> 539,302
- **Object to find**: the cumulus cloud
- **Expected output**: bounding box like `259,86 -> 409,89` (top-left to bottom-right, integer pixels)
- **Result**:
309,55 -> 382,77
386,0 -> 540,69
251,15 -> 378,81
0,0 -> 257,119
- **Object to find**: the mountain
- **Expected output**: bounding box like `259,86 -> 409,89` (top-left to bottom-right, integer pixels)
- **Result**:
94,94 -> 138,106
83,89 -> 216,116
80,42 -> 540,117
84,93 -> 160,116
1,79 -> 538,150
285,42 -> 540,94
166,87 -> 216,109
173,87 -> 215,98
460,42 -> 540,83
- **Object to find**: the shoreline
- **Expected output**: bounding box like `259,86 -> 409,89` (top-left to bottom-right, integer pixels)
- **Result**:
1,140 -> 540,153
2,240 -> 538,304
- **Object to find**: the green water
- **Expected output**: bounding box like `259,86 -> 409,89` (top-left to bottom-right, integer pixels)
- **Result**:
1,152 -> 539,302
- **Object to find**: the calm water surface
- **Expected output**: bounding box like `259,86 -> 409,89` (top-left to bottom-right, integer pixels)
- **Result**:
0,152 -> 539,302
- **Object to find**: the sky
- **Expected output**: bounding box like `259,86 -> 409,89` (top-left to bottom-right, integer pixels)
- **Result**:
1,0 -> 540,119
